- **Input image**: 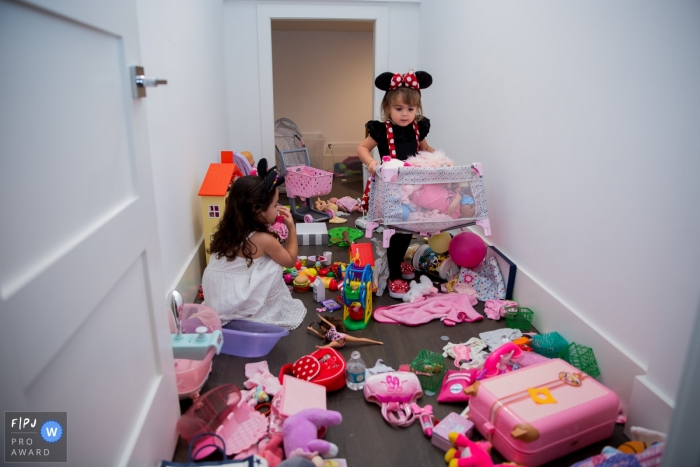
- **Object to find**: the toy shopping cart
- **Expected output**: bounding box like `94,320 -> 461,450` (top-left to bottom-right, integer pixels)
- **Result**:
283,162 -> 335,223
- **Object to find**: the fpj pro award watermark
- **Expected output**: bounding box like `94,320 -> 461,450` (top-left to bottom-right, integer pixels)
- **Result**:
5,412 -> 67,463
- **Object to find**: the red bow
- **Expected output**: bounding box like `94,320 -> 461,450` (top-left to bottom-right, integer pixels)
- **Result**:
389,71 -> 421,91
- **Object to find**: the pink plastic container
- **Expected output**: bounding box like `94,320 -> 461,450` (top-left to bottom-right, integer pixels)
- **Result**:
174,304 -> 222,399
467,358 -> 619,467
285,166 -> 333,201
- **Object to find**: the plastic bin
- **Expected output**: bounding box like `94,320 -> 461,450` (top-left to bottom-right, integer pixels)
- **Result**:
558,342 -> 601,378
410,349 -> 446,396
505,307 -> 534,331
220,320 -> 289,357
531,331 -> 569,358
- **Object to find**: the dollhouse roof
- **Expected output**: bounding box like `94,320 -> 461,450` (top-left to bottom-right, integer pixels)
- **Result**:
198,163 -> 241,197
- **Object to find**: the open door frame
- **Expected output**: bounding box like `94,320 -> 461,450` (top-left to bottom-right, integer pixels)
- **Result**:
256,4 -> 389,163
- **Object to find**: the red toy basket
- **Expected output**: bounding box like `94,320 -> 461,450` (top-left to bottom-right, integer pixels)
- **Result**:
285,166 -> 334,201
278,347 -> 347,392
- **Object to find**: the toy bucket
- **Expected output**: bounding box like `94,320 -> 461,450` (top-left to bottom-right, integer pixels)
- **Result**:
413,244 -> 460,280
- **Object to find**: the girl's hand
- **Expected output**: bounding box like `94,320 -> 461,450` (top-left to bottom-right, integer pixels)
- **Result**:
367,160 -> 378,176
277,205 -> 295,228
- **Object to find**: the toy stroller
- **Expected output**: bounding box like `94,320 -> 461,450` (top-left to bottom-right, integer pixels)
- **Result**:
275,118 -> 334,223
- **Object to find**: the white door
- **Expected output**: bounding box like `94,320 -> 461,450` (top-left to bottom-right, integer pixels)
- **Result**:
0,0 -> 179,465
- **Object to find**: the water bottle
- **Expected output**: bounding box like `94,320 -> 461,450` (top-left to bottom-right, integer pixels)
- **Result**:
345,351 -> 366,390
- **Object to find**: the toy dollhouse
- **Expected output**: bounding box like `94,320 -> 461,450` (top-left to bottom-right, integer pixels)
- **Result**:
199,152 -> 244,263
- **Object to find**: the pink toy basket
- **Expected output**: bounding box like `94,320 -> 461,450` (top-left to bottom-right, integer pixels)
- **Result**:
285,166 -> 334,201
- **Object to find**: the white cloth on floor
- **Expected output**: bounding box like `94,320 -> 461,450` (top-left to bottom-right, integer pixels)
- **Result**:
202,253 -> 306,330
479,328 -> 523,352
366,359 -> 395,377
442,338 -> 488,370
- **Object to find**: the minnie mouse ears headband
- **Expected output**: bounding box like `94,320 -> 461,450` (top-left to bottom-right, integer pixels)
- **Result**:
375,70 -> 432,94
256,158 -> 284,192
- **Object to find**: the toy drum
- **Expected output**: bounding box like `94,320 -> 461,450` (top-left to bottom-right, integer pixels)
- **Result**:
413,244 -> 460,280
404,243 -> 421,263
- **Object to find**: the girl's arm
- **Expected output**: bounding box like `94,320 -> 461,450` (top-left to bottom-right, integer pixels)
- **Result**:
419,138 -> 435,153
258,206 -> 298,268
358,136 -> 380,176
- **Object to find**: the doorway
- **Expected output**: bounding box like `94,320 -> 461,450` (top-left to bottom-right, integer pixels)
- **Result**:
271,19 -> 373,198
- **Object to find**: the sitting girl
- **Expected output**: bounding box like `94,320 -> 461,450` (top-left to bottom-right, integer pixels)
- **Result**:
202,159 -> 307,330
307,315 -> 383,349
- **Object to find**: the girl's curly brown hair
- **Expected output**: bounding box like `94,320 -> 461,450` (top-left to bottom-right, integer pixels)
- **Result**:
207,175 -> 279,267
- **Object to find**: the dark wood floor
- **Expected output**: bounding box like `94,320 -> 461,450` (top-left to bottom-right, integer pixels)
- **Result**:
173,178 -> 627,466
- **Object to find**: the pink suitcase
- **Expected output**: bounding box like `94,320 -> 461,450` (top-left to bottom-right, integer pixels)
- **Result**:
466,359 -> 619,467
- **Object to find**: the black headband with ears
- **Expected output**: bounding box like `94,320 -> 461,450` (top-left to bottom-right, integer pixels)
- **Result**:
257,158 -> 284,192
375,70 -> 433,93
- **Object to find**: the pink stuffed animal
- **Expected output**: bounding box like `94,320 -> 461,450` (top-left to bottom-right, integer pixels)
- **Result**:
282,408 -> 342,467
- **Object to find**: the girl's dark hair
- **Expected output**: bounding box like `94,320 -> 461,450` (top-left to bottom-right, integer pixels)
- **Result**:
318,316 -> 346,337
207,175 -> 278,266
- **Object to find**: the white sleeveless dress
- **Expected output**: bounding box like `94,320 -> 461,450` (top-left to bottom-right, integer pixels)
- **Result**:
202,243 -> 307,330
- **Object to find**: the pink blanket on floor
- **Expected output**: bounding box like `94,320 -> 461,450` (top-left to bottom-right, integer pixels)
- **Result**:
373,293 -> 483,326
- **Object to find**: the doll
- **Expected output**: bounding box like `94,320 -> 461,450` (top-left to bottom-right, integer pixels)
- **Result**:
314,198 -> 338,213
307,315 -> 383,349
329,196 -> 363,213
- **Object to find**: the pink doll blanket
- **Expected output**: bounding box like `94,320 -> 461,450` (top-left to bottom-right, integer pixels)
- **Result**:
373,293 -> 482,326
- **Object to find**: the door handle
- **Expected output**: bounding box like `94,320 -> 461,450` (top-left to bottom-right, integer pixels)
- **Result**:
130,65 -> 168,98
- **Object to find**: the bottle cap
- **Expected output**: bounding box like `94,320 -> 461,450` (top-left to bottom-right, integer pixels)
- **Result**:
351,351 -> 361,360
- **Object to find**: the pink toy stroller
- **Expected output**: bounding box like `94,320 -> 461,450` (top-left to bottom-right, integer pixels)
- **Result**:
275,118 -> 334,223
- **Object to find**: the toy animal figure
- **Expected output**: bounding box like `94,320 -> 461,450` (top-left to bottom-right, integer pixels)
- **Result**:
307,314 -> 383,349
282,408 -> 342,467
403,275 -> 438,303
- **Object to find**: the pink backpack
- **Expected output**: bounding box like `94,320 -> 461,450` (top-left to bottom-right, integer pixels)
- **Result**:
364,372 -> 423,427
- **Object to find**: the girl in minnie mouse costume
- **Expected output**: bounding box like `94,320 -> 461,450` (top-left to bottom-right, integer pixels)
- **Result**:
357,70 -> 435,299
202,159 -> 307,329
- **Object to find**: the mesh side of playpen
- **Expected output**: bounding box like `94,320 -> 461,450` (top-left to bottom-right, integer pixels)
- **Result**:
366,165 -> 489,233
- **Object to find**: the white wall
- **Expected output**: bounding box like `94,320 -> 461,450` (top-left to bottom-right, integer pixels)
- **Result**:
418,0 -> 700,432
224,0 -> 419,162
272,30 -> 373,144
136,0 -> 230,301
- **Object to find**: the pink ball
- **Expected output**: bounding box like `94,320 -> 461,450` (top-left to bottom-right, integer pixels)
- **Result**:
283,273 -> 293,284
448,232 -> 487,268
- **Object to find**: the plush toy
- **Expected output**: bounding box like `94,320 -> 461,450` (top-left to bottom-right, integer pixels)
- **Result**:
445,433 -> 496,467
282,408 -> 342,467
405,149 -> 455,168
403,275 -> 438,303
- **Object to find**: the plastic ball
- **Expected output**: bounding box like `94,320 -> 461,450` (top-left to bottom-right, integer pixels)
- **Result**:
283,273 -> 293,284
428,232 -> 452,254
448,232 -> 487,268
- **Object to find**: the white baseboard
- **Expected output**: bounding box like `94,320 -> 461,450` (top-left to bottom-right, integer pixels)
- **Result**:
510,261 -> 675,434
167,238 -> 206,304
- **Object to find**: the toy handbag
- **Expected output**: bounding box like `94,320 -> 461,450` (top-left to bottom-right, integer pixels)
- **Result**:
364,371 -> 423,427
278,347 -> 346,392
436,369 -> 479,403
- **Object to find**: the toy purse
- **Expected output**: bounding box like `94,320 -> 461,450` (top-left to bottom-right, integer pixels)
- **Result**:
364,371 -> 423,427
436,369 -> 479,403
278,347 -> 346,392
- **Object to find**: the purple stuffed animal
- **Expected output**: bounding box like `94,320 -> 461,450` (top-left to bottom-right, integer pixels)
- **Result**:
282,408 -> 342,466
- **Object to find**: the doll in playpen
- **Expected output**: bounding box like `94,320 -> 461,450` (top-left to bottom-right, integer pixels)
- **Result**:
307,315 -> 383,349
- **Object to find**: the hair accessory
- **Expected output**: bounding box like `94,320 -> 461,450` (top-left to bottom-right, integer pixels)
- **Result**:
375,70 -> 433,94
257,158 -> 285,192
